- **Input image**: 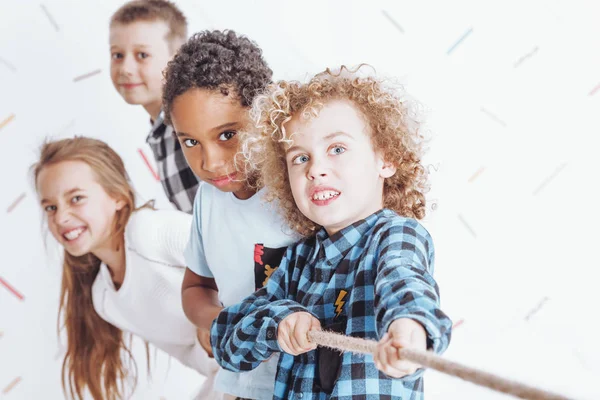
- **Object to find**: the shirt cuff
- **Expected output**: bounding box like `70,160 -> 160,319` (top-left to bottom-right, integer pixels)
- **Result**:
264,300 -> 311,352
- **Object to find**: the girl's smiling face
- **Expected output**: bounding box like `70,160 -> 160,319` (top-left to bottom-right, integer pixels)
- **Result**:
37,160 -> 125,257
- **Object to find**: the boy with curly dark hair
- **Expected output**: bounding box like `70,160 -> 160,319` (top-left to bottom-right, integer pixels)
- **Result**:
163,30 -> 299,400
109,0 -> 201,213
211,68 -> 453,399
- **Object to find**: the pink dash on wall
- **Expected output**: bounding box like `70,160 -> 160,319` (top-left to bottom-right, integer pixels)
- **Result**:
0,276 -> 25,301
138,148 -> 160,181
6,193 -> 26,213
452,319 -> 465,329
589,82 -> 600,96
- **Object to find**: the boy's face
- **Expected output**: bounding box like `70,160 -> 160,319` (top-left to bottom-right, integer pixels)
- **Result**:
284,100 -> 396,235
170,88 -> 254,199
109,20 -> 173,111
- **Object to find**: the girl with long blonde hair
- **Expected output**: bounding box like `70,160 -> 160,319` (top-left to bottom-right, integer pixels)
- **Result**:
33,137 -> 220,400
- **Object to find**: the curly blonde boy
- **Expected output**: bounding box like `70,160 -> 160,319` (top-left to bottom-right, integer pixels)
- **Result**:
214,67 -> 451,400
242,66 -> 429,236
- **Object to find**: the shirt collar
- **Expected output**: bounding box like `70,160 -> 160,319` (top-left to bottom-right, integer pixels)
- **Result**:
149,110 -> 166,134
315,209 -> 391,266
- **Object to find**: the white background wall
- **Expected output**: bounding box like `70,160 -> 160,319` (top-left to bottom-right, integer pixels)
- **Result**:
1,0 -> 599,399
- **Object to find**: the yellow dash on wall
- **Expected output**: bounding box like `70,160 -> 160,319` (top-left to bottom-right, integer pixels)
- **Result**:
0,113 -> 15,131
2,377 -> 22,394
468,166 -> 485,183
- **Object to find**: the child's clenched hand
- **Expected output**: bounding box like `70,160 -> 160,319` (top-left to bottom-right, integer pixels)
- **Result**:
374,318 -> 427,378
277,312 -> 321,355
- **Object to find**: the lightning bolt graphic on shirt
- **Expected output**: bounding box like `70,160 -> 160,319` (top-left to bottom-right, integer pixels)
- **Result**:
334,290 -> 348,318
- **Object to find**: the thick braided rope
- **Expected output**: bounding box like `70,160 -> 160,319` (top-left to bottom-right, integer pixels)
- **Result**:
308,330 -> 573,400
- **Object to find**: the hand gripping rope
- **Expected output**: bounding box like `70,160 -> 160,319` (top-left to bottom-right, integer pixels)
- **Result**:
308,330 -> 574,400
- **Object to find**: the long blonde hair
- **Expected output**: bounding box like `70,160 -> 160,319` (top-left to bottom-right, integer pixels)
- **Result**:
32,137 -> 149,400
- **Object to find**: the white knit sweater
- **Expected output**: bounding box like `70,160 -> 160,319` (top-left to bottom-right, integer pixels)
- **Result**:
91,208 -> 216,377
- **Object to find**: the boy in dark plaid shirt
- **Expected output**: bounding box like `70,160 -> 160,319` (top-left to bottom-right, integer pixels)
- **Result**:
212,68 -> 452,399
109,0 -> 200,213
146,112 -> 199,213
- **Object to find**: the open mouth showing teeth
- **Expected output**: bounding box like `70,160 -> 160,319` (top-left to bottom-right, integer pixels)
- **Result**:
63,228 -> 85,241
312,191 -> 340,201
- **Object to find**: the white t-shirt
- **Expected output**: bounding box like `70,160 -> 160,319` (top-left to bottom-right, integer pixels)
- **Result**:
184,184 -> 298,400
91,208 -> 218,379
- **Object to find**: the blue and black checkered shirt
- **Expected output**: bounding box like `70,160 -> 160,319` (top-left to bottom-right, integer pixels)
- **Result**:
212,209 -> 452,399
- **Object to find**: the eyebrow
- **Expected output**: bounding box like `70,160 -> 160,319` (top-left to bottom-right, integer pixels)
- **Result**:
285,131 -> 354,155
324,131 -> 353,141
285,144 -> 304,155
212,121 -> 239,132
175,122 -> 239,138
40,187 -> 83,204
110,44 -> 152,50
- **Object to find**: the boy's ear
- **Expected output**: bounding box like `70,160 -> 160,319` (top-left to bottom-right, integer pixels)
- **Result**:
378,155 -> 397,179
380,161 -> 397,179
169,37 -> 186,56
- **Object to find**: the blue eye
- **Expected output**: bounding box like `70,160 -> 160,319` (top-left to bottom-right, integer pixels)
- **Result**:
292,154 -> 310,165
183,139 -> 198,148
218,131 -> 237,141
329,146 -> 346,156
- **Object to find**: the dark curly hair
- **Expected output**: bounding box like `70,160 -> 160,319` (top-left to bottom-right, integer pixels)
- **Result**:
162,30 -> 273,124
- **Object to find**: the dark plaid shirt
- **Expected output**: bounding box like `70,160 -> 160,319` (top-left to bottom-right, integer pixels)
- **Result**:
147,111 -> 200,214
212,209 -> 452,400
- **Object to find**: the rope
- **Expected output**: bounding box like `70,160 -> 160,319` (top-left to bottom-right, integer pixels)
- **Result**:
308,330 -> 574,400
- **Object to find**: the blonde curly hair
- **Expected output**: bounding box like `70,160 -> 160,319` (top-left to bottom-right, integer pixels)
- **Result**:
241,66 -> 429,237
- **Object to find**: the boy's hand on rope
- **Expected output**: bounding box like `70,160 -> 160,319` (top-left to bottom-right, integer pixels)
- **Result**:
278,312 -> 321,356
374,318 -> 427,378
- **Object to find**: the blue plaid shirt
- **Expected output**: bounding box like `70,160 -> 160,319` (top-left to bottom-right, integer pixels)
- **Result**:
212,209 -> 452,399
